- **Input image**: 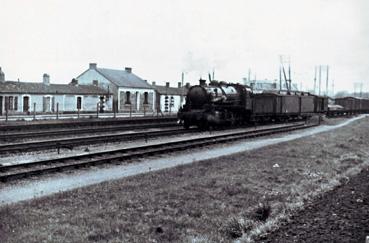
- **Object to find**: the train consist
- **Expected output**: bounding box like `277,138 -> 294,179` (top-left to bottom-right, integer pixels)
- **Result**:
331,97 -> 369,116
178,79 -> 368,129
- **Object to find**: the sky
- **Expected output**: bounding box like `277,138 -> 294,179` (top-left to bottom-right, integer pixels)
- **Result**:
0,0 -> 368,94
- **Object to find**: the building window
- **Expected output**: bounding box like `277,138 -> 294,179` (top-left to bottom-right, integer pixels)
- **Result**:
77,97 -> 82,110
8,96 -> 14,110
93,80 -> 98,86
144,92 -> 149,104
125,91 -> 131,104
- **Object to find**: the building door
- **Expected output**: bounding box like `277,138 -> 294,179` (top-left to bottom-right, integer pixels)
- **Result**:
23,96 -> 29,112
43,96 -> 51,112
0,96 -> 2,115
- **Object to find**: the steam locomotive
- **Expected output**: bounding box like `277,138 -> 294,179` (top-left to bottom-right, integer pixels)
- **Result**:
178,79 -> 328,129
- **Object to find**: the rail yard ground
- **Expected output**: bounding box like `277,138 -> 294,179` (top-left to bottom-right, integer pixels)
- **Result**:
0,116 -> 369,242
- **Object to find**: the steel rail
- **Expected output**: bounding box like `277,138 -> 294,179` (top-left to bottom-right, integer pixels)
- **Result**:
0,127 -> 193,154
0,123 -> 316,182
0,116 -> 177,132
0,122 -> 179,141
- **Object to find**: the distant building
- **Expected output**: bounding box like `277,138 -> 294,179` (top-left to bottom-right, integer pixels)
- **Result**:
151,81 -> 189,114
76,63 -> 156,113
0,69 -> 111,115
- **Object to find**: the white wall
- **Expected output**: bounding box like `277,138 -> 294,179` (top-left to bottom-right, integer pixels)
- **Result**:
118,87 -> 156,111
1,93 -> 112,113
159,94 -> 181,113
77,69 -> 112,91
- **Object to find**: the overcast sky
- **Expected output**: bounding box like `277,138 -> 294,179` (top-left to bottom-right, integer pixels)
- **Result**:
0,0 -> 368,93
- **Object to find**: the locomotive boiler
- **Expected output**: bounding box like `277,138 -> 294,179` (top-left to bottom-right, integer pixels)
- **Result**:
178,79 -> 252,128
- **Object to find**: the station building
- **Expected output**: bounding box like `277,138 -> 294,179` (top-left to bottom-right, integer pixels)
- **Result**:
151,81 -> 189,114
76,63 -> 156,113
0,67 -> 111,115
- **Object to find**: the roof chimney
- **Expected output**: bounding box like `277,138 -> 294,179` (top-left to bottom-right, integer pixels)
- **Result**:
152,81 -> 156,86
43,73 -> 50,85
166,82 -> 170,88
178,82 -> 182,88
70,78 -> 78,86
0,67 -> 4,82
185,82 -> 190,88
89,63 -> 97,69
125,67 -> 132,73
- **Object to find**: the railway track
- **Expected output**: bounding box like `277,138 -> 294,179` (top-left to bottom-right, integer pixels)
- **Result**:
0,127 -> 192,154
0,121 -> 179,141
0,116 -> 177,133
0,122 -> 316,182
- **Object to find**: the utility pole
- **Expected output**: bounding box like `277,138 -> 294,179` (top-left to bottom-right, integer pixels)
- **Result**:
331,79 -> 335,97
279,66 -> 282,91
314,66 -> 317,94
181,72 -> 184,107
279,55 -> 292,91
288,62 -> 291,91
318,65 -> 322,95
326,65 -> 329,96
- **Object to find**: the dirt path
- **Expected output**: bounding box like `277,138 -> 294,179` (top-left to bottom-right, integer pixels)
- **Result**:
258,167 -> 369,243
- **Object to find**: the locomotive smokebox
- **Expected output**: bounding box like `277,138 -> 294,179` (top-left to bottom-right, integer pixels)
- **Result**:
199,79 -> 206,86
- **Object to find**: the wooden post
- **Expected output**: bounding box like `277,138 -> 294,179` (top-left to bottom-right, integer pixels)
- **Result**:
77,108 -> 80,119
113,104 -> 116,118
144,105 -> 146,116
96,103 -> 99,118
56,103 -> 59,120
129,104 -> 132,118
33,103 -> 36,120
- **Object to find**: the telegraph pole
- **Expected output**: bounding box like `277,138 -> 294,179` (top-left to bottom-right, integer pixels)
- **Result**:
318,65 -> 322,95
180,72 -> 184,106
288,62 -> 291,90
331,79 -> 335,97
279,66 -> 282,91
326,65 -> 329,96
314,66 -> 317,94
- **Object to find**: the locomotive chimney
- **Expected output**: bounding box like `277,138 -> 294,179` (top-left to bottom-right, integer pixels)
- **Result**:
166,82 -> 170,87
178,82 -> 181,88
199,79 -> 206,86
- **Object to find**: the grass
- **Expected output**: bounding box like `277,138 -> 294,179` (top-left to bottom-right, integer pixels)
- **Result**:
0,117 -> 369,242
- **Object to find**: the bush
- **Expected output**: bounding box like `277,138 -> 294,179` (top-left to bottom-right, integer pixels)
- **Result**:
221,217 -> 243,239
252,203 -> 271,221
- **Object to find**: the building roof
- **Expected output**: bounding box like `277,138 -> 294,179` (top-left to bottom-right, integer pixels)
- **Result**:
0,81 -> 109,95
152,85 -> 188,96
94,68 -> 152,89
